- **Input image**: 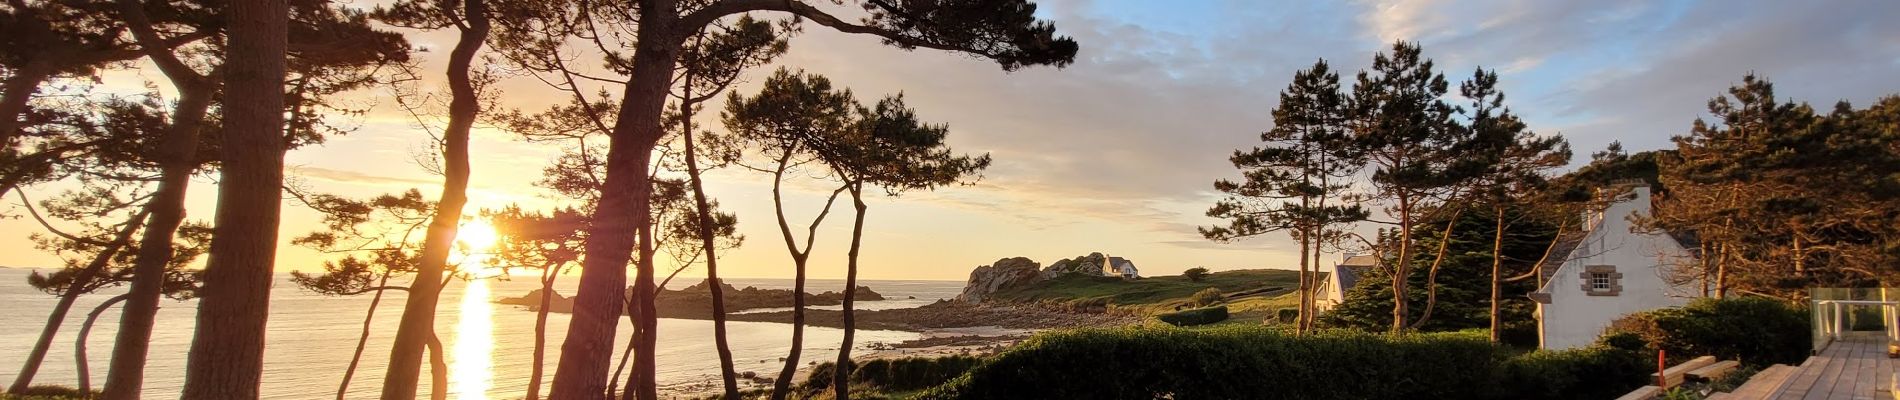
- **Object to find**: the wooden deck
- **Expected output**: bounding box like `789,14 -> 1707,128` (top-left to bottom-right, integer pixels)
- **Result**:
1768,333 -> 1895,400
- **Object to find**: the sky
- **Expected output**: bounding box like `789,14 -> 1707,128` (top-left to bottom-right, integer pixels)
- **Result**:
3,0 -> 1899,283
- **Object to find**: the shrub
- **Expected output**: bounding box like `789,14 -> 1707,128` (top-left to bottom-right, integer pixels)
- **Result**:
916,326 -> 1646,400
1187,287 -> 1224,307
2,386 -> 100,400
1276,307 -> 1299,323
1157,305 -> 1228,326
1496,346 -> 1651,400
804,355 -> 984,394
1182,267 -> 1210,282
1604,297 -> 1810,367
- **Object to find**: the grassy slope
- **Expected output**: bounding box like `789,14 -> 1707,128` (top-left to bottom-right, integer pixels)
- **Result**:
988,269 -> 1313,316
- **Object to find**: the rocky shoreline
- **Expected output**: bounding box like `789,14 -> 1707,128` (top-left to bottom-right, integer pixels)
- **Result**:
498,279 -> 884,316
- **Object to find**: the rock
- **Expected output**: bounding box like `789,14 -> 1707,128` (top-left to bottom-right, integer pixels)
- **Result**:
1043,252 -> 1108,278
957,257 -> 1044,302
496,288 -> 567,307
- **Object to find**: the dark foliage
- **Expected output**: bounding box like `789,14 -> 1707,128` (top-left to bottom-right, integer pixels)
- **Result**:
1605,297 -> 1811,367
1157,305 -> 1228,326
918,327 -> 1645,400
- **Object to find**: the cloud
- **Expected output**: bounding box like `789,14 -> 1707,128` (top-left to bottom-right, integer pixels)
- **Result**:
291,166 -> 438,187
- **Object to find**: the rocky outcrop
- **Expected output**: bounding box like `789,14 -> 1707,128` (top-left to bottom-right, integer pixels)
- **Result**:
957,257 -> 1044,302
1043,252 -> 1108,278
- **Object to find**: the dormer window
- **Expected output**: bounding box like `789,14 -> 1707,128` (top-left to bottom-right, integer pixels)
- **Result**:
1580,265 -> 1622,296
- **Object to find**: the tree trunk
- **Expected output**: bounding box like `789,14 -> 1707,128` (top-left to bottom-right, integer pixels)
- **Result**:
10,209 -> 148,394
551,15 -> 677,396
766,154 -> 841,400
1488,206 -> 1504,343
335,276 -> 391,400
380,0 -> 486,397
102,5 -> 214,391
1409,209 -> 1461,330
609,292 -> 639,400
526,265 -> 557,400
1296,225 -> 1311,333
427,335 -> 448,400
0,59 -> 52,148
834,185 -> 868,399
1715,242 -> 1730,299
1391,196 -> 1414,333
77,294 -> 132,396
181,0 -> 288,395
680,82 -> 740,398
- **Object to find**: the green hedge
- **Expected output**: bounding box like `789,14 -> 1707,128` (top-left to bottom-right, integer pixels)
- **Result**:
1157,305 -> 1229,326
1605,297 -> 1810,367
804,355 -> 984,394
917,326 -> 1646,400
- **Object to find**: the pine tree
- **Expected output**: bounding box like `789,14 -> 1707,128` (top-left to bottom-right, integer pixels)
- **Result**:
1203,59 -> 1366,333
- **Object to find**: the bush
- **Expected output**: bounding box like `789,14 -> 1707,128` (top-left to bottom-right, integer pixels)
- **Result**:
1187,287 -> 1223,307
1182,267 -> 1210,282
804,355 -> 984,394
1157,305 -> 1228,326
1604,297 -> 1810,367
1,386 -> 100,400
917,326 -> 1646,400
1496,346 -> 1651,400
1276,308 -> 1299,323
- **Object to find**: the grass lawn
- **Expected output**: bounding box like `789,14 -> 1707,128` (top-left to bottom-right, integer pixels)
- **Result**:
989,268 -> 1312,315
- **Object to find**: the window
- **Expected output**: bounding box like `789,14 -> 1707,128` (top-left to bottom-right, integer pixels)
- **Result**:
1580,265 -> 1622,296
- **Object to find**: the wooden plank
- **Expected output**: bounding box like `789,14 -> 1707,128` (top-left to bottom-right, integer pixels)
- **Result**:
1808,337 -> 1867,400
1855,340 -> 1881,400
1778,353 -> 1831,399
1655,356 -> 1719,388
1616,385 -> 1662,400
1689,360 -> 1742,382
1733,364 -> 1797,400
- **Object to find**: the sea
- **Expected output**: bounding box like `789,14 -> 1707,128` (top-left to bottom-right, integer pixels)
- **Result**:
0,267 -> 967,399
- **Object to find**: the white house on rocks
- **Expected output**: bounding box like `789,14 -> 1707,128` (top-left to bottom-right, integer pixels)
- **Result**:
1103,255 -> 1140,279
1530,183 -> 1702,350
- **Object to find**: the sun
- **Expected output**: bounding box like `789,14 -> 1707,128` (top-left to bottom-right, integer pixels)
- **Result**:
456,219 -> 500,252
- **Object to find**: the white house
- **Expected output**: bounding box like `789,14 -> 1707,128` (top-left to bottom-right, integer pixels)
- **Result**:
1316,254 -> 1377,312
1530,183 -> 1702,350
1101,255 -> 1140,279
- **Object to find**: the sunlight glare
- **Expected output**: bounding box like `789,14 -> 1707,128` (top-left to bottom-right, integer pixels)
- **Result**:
449,278 -> 494,400
457,220 -> 500,252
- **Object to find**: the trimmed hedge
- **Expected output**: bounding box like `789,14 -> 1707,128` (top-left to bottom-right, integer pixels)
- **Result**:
803,355 -> 984,393
1157,305 -> 1229,326
1604,297 -> 1810,367
1276,307 -> 1299,323
917,326 -> 1647,400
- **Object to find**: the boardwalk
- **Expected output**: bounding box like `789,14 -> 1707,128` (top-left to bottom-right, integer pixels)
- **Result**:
1769,333 -> 1895,400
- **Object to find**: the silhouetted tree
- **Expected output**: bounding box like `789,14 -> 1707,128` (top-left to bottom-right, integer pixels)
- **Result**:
367,0 -> 492,397
822,94 -> 989,400
477,1 -> 1075,396
718,68 -> 857,400
180,0 -> 289,394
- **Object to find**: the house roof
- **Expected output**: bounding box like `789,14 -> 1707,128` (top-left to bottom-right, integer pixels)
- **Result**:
1340,255 -> 1377,268
1327,254 -> 1379,292
1536,230 -> 1587,286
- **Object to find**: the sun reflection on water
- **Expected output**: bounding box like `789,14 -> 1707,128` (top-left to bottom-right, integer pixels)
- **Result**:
450,277 -> 493,400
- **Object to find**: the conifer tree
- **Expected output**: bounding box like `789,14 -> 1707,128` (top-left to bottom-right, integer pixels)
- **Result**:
1204,59 -> 1365,333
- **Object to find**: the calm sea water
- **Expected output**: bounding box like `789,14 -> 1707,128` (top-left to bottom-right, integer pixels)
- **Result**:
0,267 -> 964,399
